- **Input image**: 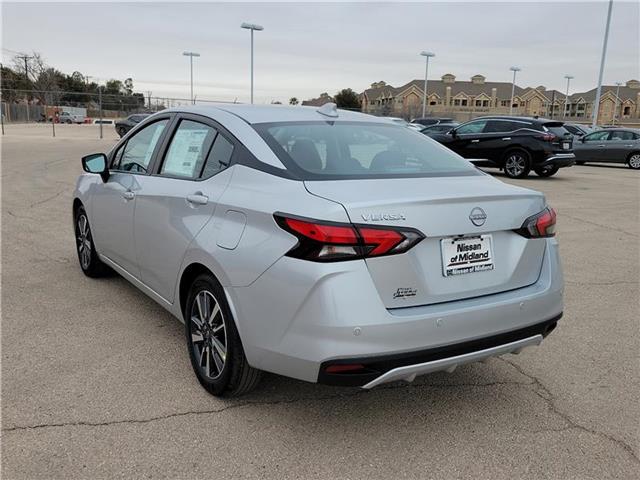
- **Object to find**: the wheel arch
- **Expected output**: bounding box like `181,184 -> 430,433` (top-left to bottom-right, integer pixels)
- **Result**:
72,198 -> 84,217
626,150 -> 640,164
179,263 -> 215,319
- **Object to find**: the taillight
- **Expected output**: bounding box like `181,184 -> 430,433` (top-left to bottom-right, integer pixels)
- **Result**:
515,207 -> 556,238
274,214 -> 424,262
539,133 -> 557,142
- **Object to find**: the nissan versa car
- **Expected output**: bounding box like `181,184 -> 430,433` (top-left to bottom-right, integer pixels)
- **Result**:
73,103 -> 564,397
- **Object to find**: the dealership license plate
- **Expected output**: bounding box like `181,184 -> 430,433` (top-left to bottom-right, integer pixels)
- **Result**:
562,142 -> 570,150
441,235 -> 494,277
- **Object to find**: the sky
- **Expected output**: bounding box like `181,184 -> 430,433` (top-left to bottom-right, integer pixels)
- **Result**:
2,1 -> 639,104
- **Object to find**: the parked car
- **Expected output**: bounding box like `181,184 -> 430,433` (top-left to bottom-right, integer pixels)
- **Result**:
573,128 -> 640,169
563,123 -> 593,137
429,116 -> 575,178
411,117 -> 454,126
420,122 -> 459,135
115,113 -> 150,137
408,122 -> 425,132
59,111 -> 85,124
73,104 -> 564,396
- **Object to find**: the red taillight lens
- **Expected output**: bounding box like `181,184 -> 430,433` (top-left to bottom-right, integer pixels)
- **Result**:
540,133 -> 557,142
275,214 -> 424,262
516,207 -> 556,238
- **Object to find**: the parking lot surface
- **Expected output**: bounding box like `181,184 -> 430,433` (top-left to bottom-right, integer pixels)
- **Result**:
2,124 -> 639,479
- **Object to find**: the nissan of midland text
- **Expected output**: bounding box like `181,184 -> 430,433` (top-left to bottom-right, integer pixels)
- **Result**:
73,103 -> 564,396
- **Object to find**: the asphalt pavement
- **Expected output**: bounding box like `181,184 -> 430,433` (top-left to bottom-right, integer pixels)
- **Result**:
1,124 -> 638,479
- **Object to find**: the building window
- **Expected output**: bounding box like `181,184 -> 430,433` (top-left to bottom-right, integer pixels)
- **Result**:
500,100 -> 509,107
623,106 -> 631,116
461,99 -> 468,106
482,100 -> 489,107
475,100 -> 482,107
454,99 -> 461,106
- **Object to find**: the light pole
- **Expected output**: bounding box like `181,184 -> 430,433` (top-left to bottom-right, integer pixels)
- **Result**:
420,51 -> 435,118
182,51 -> 200,105
241,22 -> 264,104
509,66 -> 521,116
563,75 -> 573,119
592,0 -> 614,128
612,81 -> 622,125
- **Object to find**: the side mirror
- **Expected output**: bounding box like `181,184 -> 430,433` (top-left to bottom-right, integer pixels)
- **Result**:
81,153 -> 109,181
450,129 -> 457,138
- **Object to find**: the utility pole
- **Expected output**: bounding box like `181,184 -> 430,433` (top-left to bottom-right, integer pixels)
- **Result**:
182,52 -> 200,104
563,75 -> 573,119
98,86 -> 103,139
420,51 -> 435,118
146,91 -> 152,111
16,54 -> 33,122
0,62 -> 4,135
509,66 -> 521,116
592,0 -> 614,128
241,23 -> 264,104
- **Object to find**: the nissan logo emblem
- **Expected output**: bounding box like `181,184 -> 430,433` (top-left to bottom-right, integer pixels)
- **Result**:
469,207 -> 487,227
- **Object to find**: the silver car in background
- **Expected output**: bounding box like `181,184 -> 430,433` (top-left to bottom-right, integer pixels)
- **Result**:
73,103 -> 564,396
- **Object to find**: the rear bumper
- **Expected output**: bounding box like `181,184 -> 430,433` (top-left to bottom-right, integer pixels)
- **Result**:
541,153 -> 576,168
319,314 -> 559,387
229,238 -> 563,385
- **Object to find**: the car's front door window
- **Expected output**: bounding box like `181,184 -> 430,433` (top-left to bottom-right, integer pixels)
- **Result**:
456,120 -> 488,135
114,120 -> 168,173
584,131 -> 610,142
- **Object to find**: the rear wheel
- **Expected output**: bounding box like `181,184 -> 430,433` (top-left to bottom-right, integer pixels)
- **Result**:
503,150 -> 532,179
534,165 -> 560,177
627,153 -> 640,170
185,274 -> 261,396
74,206 -> 109,277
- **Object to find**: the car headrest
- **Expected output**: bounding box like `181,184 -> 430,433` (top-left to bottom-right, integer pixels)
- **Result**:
290,139 -> 322,172
370,150 -> 401,172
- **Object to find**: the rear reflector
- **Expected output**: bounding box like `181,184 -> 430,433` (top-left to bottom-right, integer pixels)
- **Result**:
275,213 -> 424,262
515,207 -> 556,238
324,364 -> 365,374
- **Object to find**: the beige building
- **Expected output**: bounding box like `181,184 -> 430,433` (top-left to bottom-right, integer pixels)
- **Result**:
360,75 -> 640,124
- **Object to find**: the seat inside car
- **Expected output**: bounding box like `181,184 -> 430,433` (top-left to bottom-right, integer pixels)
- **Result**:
290,139 -> 323,172
370,150 -> 402,172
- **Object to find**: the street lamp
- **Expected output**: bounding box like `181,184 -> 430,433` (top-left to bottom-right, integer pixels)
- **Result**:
592,0 -> 613,128
612,81 -> 622,125
182,51 -> 200,105
241,22 -> 264,104
564,75 -> 574,119
509,66 -> 521,116
420,51 -> 435,118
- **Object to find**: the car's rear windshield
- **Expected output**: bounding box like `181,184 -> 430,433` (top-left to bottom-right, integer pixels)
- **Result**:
543,122 -> 570,137
253,121 -> 479,180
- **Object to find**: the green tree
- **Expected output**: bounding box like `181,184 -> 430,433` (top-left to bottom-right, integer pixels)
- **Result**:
334,88 -> 361,109
289,97 -> 298,105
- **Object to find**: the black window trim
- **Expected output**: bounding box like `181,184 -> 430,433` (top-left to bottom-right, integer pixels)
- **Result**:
108,115 -> 174,176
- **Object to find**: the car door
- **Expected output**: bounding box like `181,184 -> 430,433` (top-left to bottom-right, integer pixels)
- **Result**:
606,130 -> 639,162
91,118 -> 170,277
479,119 -> 526,162
133,114 -> 236,302
575,130 -> 611,161
448,119 -> 489,159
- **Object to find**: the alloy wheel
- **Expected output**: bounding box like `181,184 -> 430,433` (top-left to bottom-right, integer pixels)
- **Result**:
76,214 -> 92,270
629,154 -> 640,169
505,154 -> 526,177
190,290 -> 227,380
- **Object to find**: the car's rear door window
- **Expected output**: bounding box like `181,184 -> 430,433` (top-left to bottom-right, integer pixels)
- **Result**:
160,120 -> 217,179
610,131 -> 635,141
201,134 -> 234,178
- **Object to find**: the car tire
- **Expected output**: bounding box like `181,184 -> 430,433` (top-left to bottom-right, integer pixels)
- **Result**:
534,165 -> 559,177
627,153 -> 640,170
74,206 -> 110,277
575,161 -> 585,165
117,126 -> 127,137
185,274 -> 262,397
66,120 -> 72,124
503,149 -> 532,179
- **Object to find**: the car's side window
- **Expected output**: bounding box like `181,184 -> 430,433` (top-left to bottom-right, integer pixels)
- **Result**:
483,120 -> 518,133
610,131 -> 634,141
160,120 -> 217,179
456,120 -> 488,135
584,131 -> 610,142
113,120 -> 168,173
201,133 -> 235,179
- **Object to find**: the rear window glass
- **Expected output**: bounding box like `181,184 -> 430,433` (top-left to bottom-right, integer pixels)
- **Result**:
544,123 -> 570,137
254,121 -> 478,179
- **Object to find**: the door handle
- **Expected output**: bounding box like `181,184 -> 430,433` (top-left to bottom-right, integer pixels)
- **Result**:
186,193 -> 209,205
624,144 -> 633,147
471,139 -> 480,143
598,144 -> 606,147
501,137 -> 511,141
122,190 -> 135,200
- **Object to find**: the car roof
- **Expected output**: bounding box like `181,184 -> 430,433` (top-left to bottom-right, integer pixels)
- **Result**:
472,115 -> 559,124
163,103 -> 386,125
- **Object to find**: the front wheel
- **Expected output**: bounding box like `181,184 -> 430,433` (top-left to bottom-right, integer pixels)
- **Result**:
627,153 -> 640,170
534,165 -> 560,177
503,150 -> 532,179
74,206 -> 110,277
185,274 -> 261,397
